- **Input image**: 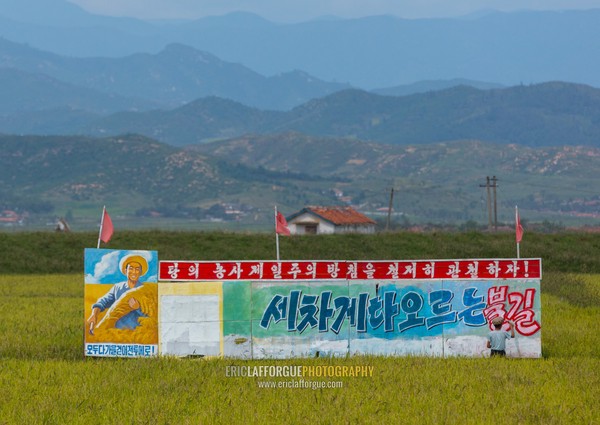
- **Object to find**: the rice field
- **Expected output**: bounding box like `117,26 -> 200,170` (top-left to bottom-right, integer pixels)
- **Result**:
0,271 -> 598,424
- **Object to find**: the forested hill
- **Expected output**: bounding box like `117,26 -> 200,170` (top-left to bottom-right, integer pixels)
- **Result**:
2,133 -> 600,227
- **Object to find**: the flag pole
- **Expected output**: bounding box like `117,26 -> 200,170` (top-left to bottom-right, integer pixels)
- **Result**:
275,206 -> 281,261
97,205 -> 106,249
516,205 -> 520,259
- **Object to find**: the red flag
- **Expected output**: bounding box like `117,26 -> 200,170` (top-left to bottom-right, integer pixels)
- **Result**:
101,208 -> 114,243
276,211 -> 290,236
515,207 -> 524,243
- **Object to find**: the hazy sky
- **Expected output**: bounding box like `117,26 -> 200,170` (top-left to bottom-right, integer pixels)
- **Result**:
68,0 -> 600,22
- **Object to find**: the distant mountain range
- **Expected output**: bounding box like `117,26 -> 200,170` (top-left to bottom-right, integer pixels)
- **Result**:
0,67 -> 156,115
2,71 -> 599,147
0,36 -> 508,115
79,83 -> 600,148
2,26 -> 599,148
371,79 -> 505,97
2,133 -> 599,228
0,38 -> 350,111
1,1 -> 599,89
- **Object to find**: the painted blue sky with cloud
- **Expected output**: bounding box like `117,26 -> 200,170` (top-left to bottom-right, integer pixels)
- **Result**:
84,249 -> 158,284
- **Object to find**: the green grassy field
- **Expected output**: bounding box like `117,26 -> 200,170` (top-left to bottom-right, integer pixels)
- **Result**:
1,232 -> 599,424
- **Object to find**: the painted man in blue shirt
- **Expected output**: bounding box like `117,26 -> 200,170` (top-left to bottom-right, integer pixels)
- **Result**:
487,316 -> 515,357
87,254 -> 148,334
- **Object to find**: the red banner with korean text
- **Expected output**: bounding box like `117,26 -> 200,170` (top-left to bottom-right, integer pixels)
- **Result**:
159,258 -> 541,281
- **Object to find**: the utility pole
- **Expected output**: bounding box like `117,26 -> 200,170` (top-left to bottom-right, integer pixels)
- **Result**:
479,176 -> 499,231
480,177 -> 492,230
491,176 -> 499,231
386,188 -> 394,232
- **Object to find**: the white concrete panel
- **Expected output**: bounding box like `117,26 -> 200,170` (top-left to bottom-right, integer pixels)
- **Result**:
160,294 -> 221,356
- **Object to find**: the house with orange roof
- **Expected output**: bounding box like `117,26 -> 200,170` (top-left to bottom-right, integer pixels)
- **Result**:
286,206 -> 377,235
0,210 -> 23,225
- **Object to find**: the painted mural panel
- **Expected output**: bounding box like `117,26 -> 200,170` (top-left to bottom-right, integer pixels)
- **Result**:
84,249 -> 158,357
485,280 -> 541,357
439,280 -> 490,357
252,281 -> 351,358
438,280 -> 541,357
158,281 -> 255,358
347,280 -> 445,356
91,257 -> 541,358
246,278 -> 541,358
223,281 -> 252,358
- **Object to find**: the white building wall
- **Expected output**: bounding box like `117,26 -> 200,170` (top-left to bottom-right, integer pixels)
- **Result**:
318,221 -> 336,234
288,212 -> 335,235
288,212 -> 375,235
